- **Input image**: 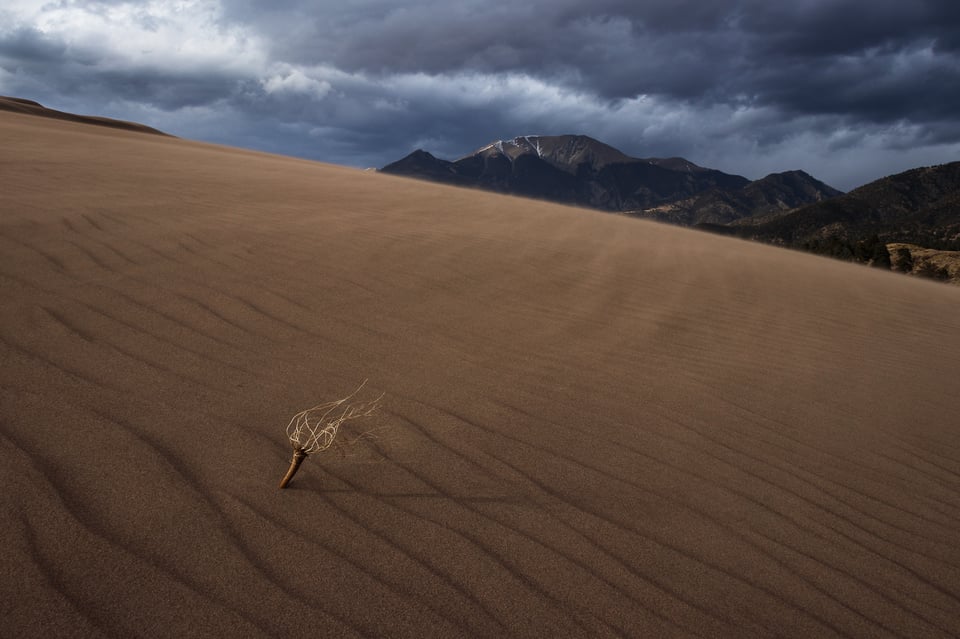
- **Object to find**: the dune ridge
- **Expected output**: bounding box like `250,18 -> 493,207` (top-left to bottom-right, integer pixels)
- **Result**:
0,96 -> 170,137
2,109 -> 960,637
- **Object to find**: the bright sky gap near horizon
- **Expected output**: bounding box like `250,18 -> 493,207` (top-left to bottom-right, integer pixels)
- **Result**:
1,0 -> 958,192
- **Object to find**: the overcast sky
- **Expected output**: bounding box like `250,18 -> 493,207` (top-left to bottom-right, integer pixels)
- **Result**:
2,0 -> 959,190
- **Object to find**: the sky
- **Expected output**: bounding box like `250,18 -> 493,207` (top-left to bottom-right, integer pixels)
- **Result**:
1,1 -> 959,191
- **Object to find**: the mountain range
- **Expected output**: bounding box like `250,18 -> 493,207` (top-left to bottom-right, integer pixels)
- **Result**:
719,161 -> 960,246
708,160 -> 960,281
380,134 -> 841,223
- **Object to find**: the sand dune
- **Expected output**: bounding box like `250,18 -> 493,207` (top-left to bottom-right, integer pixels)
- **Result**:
0,96 -> 170,136
2,108 -> 960,638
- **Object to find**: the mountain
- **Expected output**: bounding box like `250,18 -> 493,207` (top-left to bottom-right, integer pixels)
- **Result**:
0,96 -> 170,136
471,134 -> 633,173
379,149 -> 462,182
633,170 -> 842,226
725,162 -> 960,247
381,135 -> 840,222
693,161 -> 960,283
381,134 -> 771,212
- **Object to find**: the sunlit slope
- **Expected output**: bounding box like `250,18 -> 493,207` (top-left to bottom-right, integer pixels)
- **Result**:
2,110 -> 960,638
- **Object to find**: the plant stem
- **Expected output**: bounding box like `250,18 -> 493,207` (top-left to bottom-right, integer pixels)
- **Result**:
279,448 -> 308,489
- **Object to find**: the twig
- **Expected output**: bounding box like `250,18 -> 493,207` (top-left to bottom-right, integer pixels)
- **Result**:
278,380 -> 383,489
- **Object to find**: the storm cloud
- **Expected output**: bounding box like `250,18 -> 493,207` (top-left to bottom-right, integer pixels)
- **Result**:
1,0 -> 958,190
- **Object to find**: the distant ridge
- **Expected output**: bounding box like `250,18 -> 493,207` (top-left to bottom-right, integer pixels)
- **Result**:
0,96 -> 171,136
636,170 -> 843,226
734,161 -> 960,245
698,161 -> 960,283
381,134 -> 838,222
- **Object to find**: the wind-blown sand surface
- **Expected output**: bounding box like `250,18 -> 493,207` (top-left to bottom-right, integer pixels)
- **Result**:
2,109 -> 960,638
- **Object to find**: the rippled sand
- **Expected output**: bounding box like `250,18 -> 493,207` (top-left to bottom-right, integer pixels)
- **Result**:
3,110 -> 960,638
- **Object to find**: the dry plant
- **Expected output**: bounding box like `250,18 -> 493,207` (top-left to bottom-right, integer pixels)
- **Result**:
278,380 -> 384,489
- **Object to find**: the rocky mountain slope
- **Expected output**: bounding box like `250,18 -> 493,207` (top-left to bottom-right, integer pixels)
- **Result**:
719,162 -> 960,246
634,170 -> 842,226
381,135 -> 837,220
696,161 -> 960,283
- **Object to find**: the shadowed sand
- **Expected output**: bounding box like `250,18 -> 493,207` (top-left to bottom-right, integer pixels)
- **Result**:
2,108 -> 960,638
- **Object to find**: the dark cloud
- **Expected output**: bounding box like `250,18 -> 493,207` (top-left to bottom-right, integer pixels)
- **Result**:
1,0 -> 958,190
740,0 -> 960,56
220,0 -> 960,101
0,27 -> 68,64
745,44 -> 960,123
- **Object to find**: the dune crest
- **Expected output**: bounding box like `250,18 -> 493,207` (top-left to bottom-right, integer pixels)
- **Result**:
2,110 -> 960,638
0,96 -> 170,136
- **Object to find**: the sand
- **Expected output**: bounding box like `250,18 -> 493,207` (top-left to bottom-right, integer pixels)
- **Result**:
0,96 -> 170,136
2,108 -> 960,638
